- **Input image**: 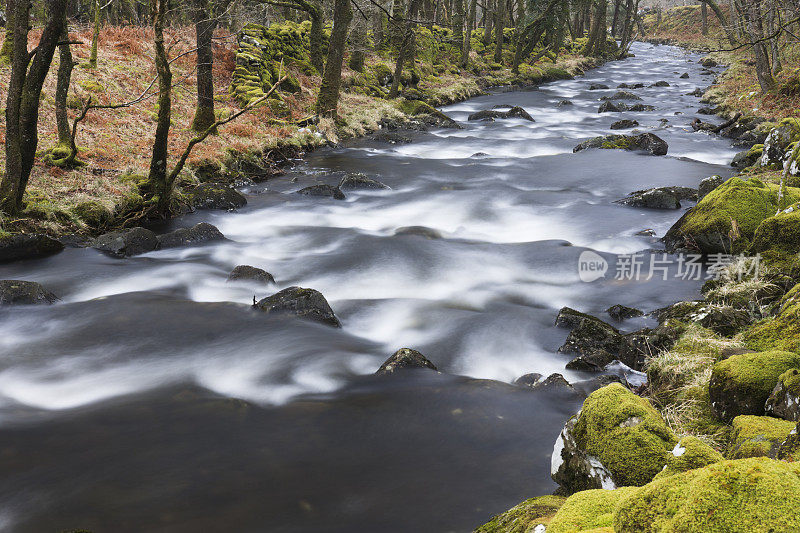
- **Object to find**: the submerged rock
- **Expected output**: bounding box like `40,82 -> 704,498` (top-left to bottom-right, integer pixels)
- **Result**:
0,234 -> 64,263
616,186 -> 697,210
765,369 -> 800,421
573,133 -> 668,156
726,415 -> 796,459
296,184 -> 345,200
92,227 -> 159,257
189,182 -> 248,210
617,82 -> 645,89
253,286 -> 341,327
610,119 -> 638,130
394,226 -> 442,239
227,265 -> 275,285
650,80 -> 670,87
556,99 -> 574,107
157,223 -> 225,249
338,173 -> 390,190
376,348 -> 437,374
551,384 -> 677,493
588,83 -> 609,90
468,106 -> 535,122
0,280 -> 58,305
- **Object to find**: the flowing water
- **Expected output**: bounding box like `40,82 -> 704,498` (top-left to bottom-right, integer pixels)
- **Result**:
0,43 -> 739,532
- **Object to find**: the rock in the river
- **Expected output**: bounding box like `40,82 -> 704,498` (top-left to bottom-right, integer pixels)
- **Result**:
765,369 -> 800,421
376,348 -> 437,374
253,286 -> 341,327
0,233 -> 64,263
157,222 -> 225,249
557,99 -> 574,107
709,350 -> 800,422
513,372 -> 544,388
227,265 -> 275,285
606,304 -> 644,321
680,72 -> 690,78
189,182 -> 247,210
686,87 -> 705,97
598,101 -> 624,113
697,106 -> 718,115
726,415 -> 796,459
92,227 -> 159,257
573,133 -> 668,156
697,174 -> 725,200
610,119 -> 639,130
0,280 -> 58,305
627,103 -> 656,111
658,300 -> 752,337
588,83 -> 609,90
338,173 -> 390,190
557,310 -> 623,355
650,80 -> 670,87
731,144 -> 764,168
373,131 -> 412,144
296,184 -> 346,200
551,383 -> 677,493
394,226 -> 442,239
599,90 -> 642,101
468,106 -> 535,122
616,186 -> 697,210
699,56 -> 718,67
617,82 -> 645,89
529,373 -> 576,393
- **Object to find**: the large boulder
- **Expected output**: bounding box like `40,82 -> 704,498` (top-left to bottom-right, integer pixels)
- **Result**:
765,368 -> 800,421
551,384 -> 677,493
189,182 -> 247,210
760,118 -> 800,168
616,186 -> 697,210
731,144 -> 764,168
227,265 -> 275,285
726,415 -> 796,459
752,203 -> 800,254
473,495 -> 566,533
547,487 -> 638,533
0,233 -> 64,263
0,280 -> 58,305
613,458 -> 800,531
253,286 -> 341,327
709,350 -> 800,422
743,283 -> 800,354
296,184 -> 345,200
376,348 -> 437,374
92,227 -> 159,257
697,174 -> 725,200
652,436 -> 723,480
663,177 -> 800,253
157,222 -> 225,249
573,133 -> 668,156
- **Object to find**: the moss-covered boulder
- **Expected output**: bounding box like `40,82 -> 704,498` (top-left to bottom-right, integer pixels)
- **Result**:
473,495 -> 565,533
653,436 -> 723,480
753,203 -> 800,254
730,143 -> 763,168
573,133 -> 668,156
613,458 -> 800,532
765,368 -> 800,421
547,487 -> 638,533
743,284 -> 800,354
188,182 -> 247,210
778,421 -> 800,461
760,118 -> 800,168
709,350 -> 800,422
0,233 -> 64,263
663,177 -> 800,253
726,415 -> 796,459
551,384 -> 677,493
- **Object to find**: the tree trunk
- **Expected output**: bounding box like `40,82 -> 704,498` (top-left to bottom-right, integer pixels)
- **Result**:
610,0 -> 621,37
742,0 -> 775,91
309,4 -> 324,72
0,0 -> 13,63
461,0 -> 476,68
482,0 -> 493,46
493,0 -> 505,63
701,1 -> 708,35
1,0 -> 69,214
191,0 -> 218,132
348,0 -> 369,72
582,0 -> 607,56
389,0 -> 421,97
316,0 -> 352,116
55,22 -> 75,152
89,0 -> 100,67
452,0 -> 464,61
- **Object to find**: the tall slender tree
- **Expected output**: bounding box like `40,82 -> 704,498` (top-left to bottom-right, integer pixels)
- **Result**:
315,0 -> 352,116
191,0 -> 233,132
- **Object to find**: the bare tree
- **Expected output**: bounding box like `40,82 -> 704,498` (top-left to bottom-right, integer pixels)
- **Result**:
315,0 -> 352,116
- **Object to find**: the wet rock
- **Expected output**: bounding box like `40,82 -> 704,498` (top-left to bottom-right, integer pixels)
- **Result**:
0,280 -> 58,305
680,72 -> 690,78
698,175 -> 725,200
468,106 -> 535,122
572,374 -> 625,397
513,372 -> 544,388
699,56 -> 718,67
157,222 -> 225,249
766,369 -> 800,421
731,145 -> 764,168
635,228 -> 657,236
691,118 -> 716,132
628,103 -> 656,111
697,106 -> 718,115
227,265 -> 275,285
557,311 -> 623,358
573,133 -> 668,156
189,182 -> 248,210
92,227 -> 159,257
606,304 -> 644,321
530,373 -> 575,393
551,384 -> 677,493
726,415 -> 796,459
598,101 -> 624,113
253,286 -> 341,327
588,83 -> 609,90
658,300 -> 752,337
686,88 -> 705,97
603,360 -> 648,388
566,350 -> 618,371
616,186 -> 697,210
555,306 -> 602,329
600,90 -> 642,101
610,119 -> 639,130
373,131 -> 412,144
338,173 -> 390,190
296,184 -> 345,200
0,233 -> 64,263
394,226 -> 442,239
650,80 -> 670,87
557,99 -> 574,107
618,82 -> 645,89
376,348 -> 437,374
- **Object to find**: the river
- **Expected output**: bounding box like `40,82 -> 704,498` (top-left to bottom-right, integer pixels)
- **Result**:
0,42 -> 738,532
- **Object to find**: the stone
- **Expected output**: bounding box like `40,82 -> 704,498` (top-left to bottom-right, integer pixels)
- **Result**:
157,223 -> 225,249
699,56 -> 718,67
227,265 -> 275,285
697,106 -> 718,115
761,118 -> 800,168
610,119 -> 639,130
650,80 -> 670,87
697,175 -> 725,200
680,72 -> 690,78
376,348 -> 437,374
474,495 -> 566,533
514,372 -> 544,388
588,83 -> 609,90
606,305 -> 644,321
652,436 -> 723,480
573,133 -> 668,156
296,184 -> 345,200
0,280 -> 58,305
92,227 -> 159,257
616,186 -> 697,210
726,415 -> 796,459
0,233 -> 64,263
731,144 -> 764,168
468,106 -> 535,122
338,173 -> 390,190
253,286 -> 341,327
599,90 -> 642,101
189,182 -> 247,210
394,226 -> 442,239
548,487 -> 638,533
556,99 -> 574,107
765,369 -> 800,421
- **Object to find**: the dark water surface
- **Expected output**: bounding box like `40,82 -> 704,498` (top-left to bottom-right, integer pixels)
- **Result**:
0,43 -> 737,532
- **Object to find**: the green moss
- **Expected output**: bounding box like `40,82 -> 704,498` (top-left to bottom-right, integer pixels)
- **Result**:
78,79 -> 106,93
613,458 -> 800,532
743,284 -> 800,353
709,350 -> 800,422
753,203 -> 800,253
653,436 -> 723,480
573,384 -> 677,487
72,201 -> 113,228
548,487 -> 638,533
474,495 -> 566,532
727,415 -> 796,459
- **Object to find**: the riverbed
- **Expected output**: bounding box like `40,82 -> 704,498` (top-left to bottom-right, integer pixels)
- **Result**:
0,42 -> 738,532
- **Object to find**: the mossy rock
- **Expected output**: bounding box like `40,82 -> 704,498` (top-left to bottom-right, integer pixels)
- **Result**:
726,415 -> 796,459
765,368 -> 800,421
760,118 -> 800,168
552,384 -> 677,493
730,144 -> 763,168
753,203 -> 800,254
72,201 -> 113,228
613,458 -> 800,532
473,495 -> 566,533
653,436 -> 723,480
743,284 -> 800,354
663,177 -> 800,254
548,487 -> 638,533
709,350 -> 800,422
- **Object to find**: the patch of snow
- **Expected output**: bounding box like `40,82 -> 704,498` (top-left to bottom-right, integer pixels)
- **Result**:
587,455 -> 616,490
551,431 -> 566,476
672,442 -> 686,457
534,524 -> 547,533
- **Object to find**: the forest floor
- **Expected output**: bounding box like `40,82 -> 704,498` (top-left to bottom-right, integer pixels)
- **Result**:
0,25 -> 599,237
